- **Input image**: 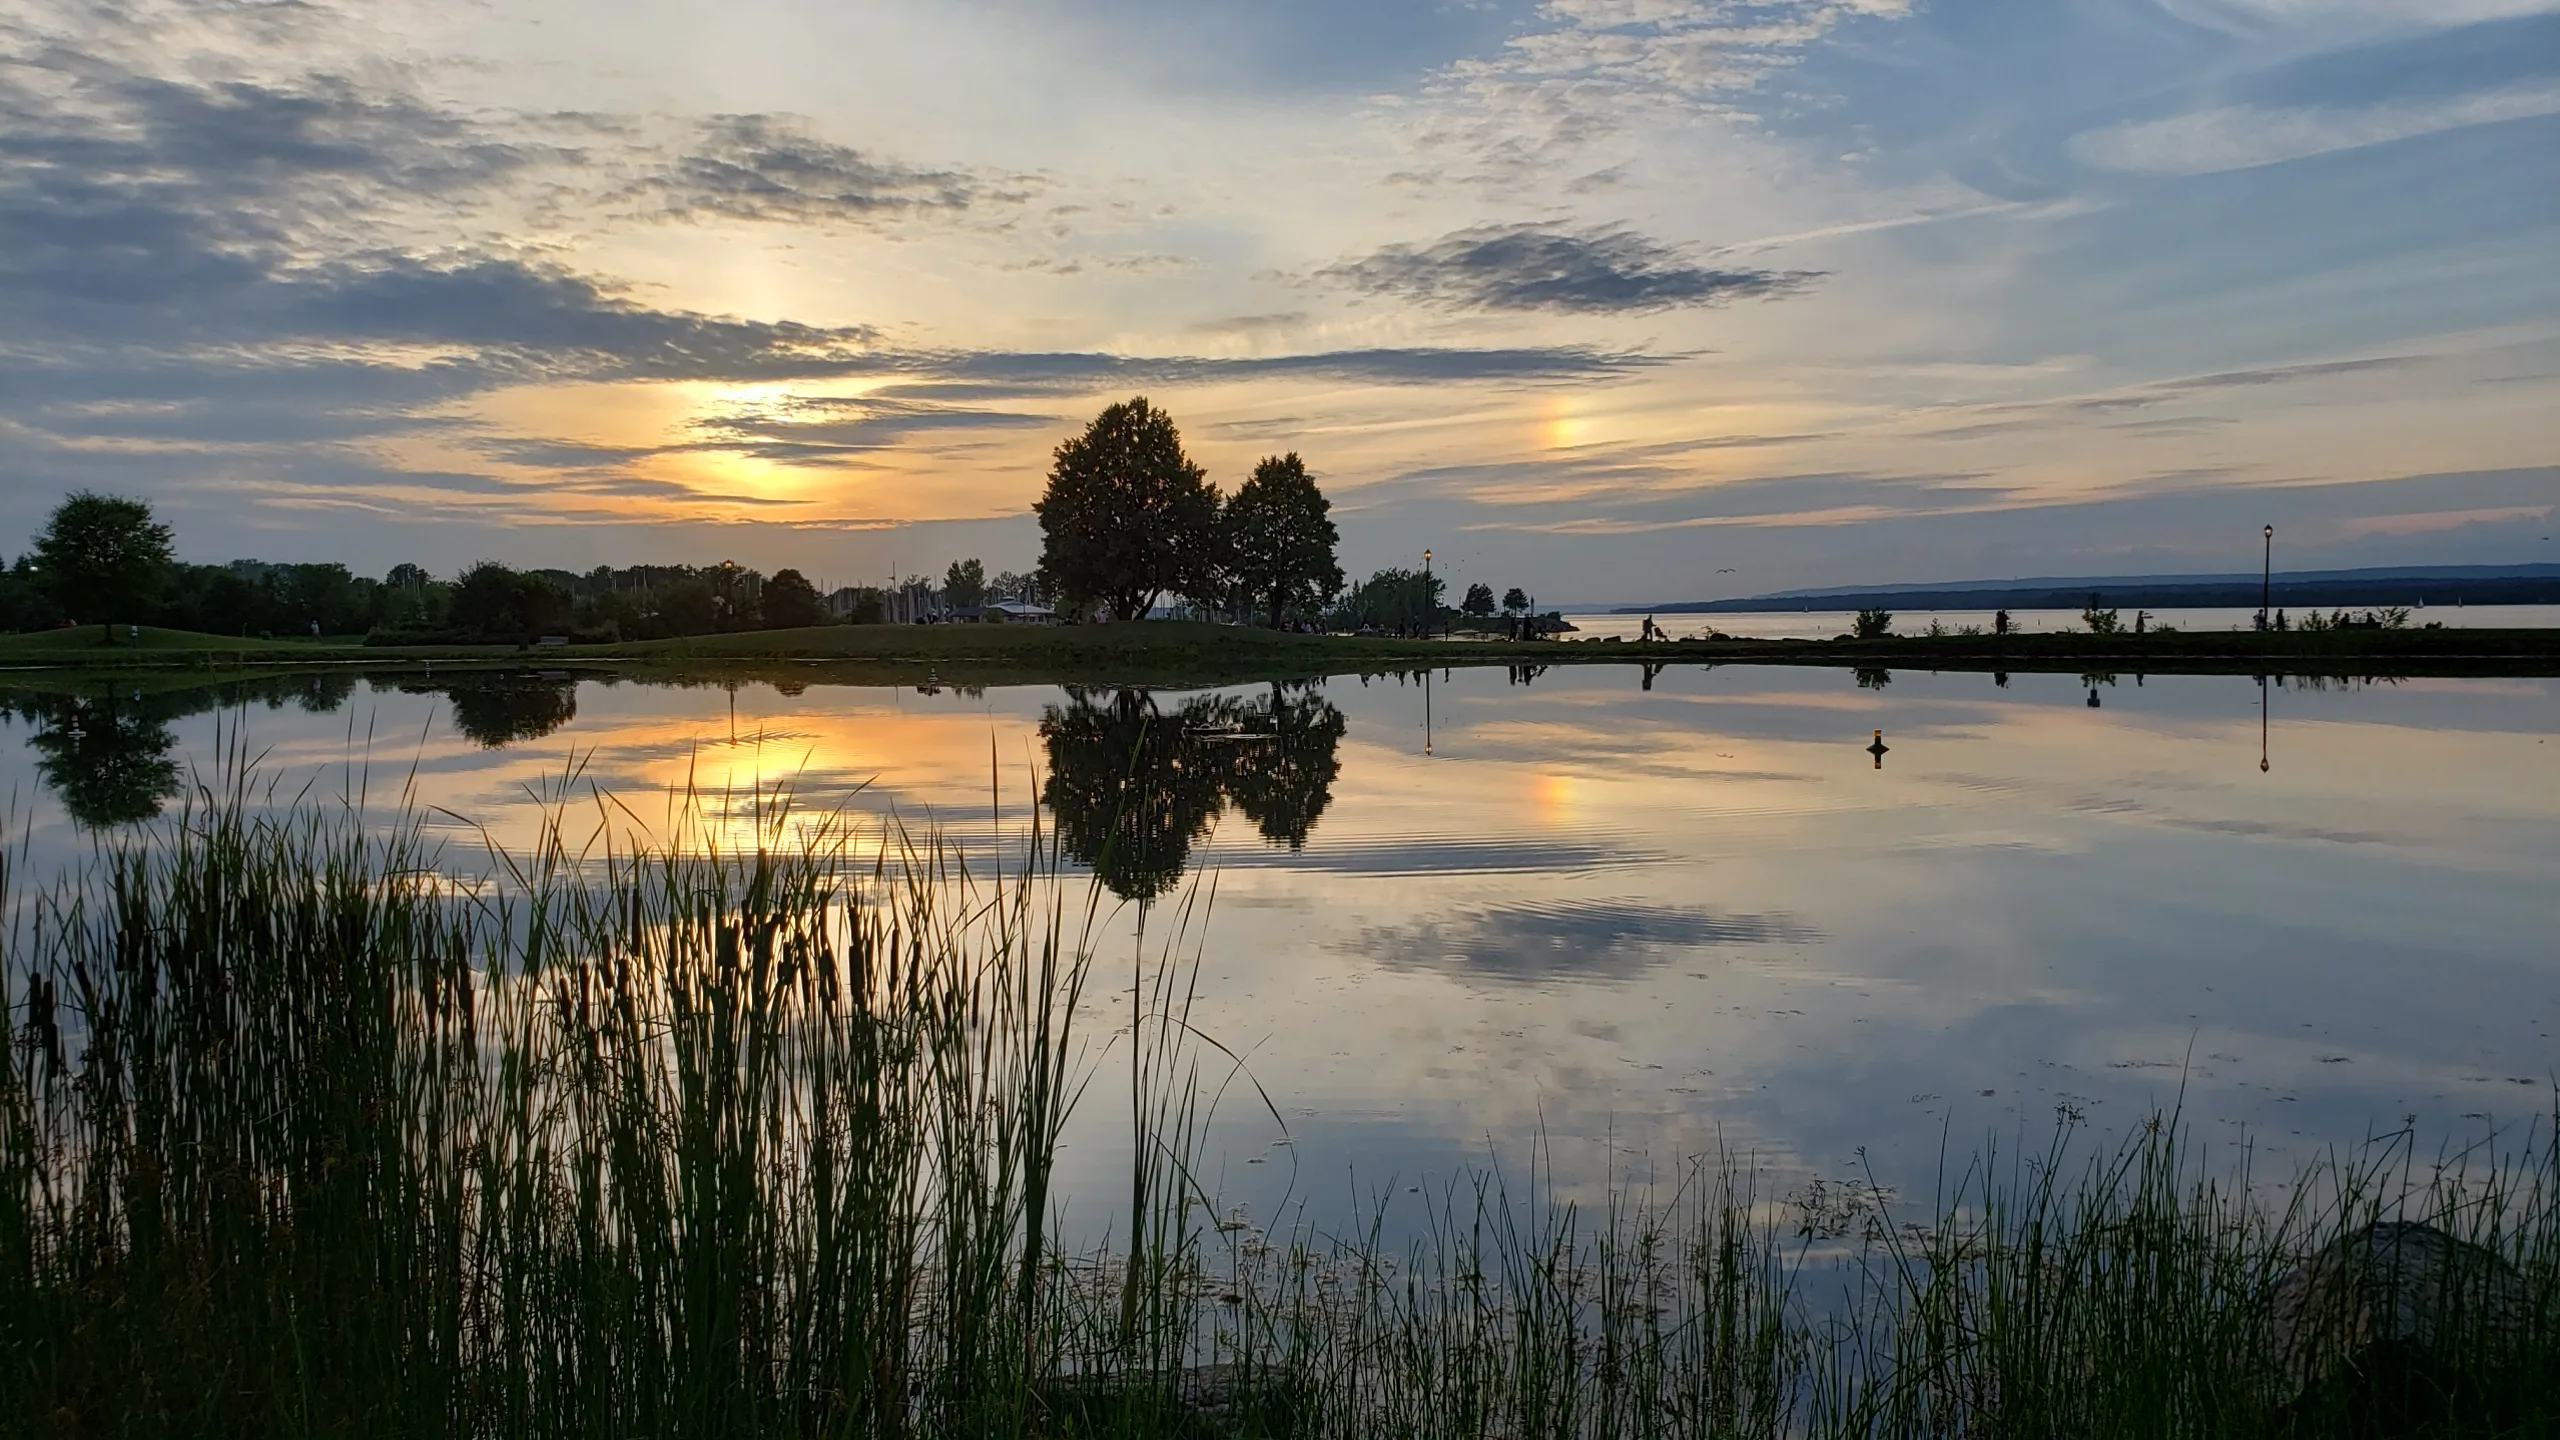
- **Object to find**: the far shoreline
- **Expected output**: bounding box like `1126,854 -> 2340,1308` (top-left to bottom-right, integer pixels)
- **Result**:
6,620 -> 2559,687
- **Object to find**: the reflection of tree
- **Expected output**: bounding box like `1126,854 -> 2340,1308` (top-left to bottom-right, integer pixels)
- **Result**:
1041,690 -> 1226,903
283,673 -> 360,714
11,692 -> 181,827
1221,683 -> 1346,850
1854,668 -> 1893,691
400,675 -> 580,749
1039,684 -> 1347,901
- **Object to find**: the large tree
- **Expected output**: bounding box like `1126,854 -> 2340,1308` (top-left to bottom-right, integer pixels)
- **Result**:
1034,398 -> 1220,622
943,558 -> 987,609
761,568 -> 826,629
32,492 -> 174,639
1223,453 -> 1343,629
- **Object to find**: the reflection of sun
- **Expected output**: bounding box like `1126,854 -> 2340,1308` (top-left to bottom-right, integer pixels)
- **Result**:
1534,772 -> 1578,823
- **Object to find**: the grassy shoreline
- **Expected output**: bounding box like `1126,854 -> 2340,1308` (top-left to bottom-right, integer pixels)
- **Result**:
3,786 -> 2553,1436
5,620 -> 2559,685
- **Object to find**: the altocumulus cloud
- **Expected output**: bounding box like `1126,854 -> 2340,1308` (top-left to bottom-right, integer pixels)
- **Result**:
1322,223 -> 1819,314
649,114 -> 994,223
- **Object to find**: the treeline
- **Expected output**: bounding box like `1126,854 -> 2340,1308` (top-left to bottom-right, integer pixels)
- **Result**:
16,396 -> 1563,645
0,553 -> 875,644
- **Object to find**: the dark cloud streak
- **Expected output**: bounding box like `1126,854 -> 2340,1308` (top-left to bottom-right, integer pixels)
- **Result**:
1322,223 -> 1820,314
649,114 -> 988,223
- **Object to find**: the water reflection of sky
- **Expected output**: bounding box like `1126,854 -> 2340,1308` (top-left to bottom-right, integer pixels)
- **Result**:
3,665 -> 2554,1237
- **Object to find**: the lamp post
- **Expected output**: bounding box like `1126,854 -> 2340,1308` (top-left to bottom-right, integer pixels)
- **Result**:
2260,524 -> 2273,631
1423,549 -> 1433,640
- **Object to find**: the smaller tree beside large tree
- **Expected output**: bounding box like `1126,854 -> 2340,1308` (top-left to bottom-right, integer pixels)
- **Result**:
33,492 -> 174,639
1222,453 -> 1343,629
1034,398 -> 1222,622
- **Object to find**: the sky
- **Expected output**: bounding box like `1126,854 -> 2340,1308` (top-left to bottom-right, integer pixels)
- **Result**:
2,0 -> 2554,605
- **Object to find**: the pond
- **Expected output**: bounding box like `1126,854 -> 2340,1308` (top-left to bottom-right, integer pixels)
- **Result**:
4,663 -> 2555,1234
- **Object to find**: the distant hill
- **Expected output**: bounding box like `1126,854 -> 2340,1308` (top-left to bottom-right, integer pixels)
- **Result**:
1617,564 -> 2560,615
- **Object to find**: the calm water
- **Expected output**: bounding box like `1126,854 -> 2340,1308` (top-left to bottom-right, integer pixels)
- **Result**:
5,664 -> 2556,1231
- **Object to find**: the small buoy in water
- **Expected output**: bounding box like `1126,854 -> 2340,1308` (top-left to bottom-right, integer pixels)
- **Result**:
1867,729 -> 1889,769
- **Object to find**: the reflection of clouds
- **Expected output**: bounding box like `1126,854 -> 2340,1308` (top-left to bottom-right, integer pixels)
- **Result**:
1351,898 -> 1820,982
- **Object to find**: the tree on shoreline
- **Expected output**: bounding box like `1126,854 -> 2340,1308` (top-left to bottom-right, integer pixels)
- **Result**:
1331,568 -> 1444,636
761,568 -> 826,629
1223,453 -> 1342,629
1034,398 -> 1220,622
33,492 -> 173,639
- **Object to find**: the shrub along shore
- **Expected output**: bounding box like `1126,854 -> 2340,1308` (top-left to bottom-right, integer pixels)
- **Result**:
2,782 -> 2553,1437
4,619 -> 2559,685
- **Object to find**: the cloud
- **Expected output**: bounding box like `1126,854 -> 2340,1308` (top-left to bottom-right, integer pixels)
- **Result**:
910,344 -> 1671,388
1354,898 -> 1821,982
687,393 -> 1059,463
2334,504 -> 2551,538
2151,0 -> 2560,40
2069,82 -> 2560,176
1321,223 -> 1817,313
1406,0 -> 1918,184
648,114 -> 990,223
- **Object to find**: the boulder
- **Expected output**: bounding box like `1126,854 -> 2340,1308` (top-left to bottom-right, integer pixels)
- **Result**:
2267,1220 -> 2532,1423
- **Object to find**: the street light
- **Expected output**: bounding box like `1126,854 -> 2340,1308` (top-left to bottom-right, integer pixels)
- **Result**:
1423,549 -> 1434,639
2260,524 -> 2274,632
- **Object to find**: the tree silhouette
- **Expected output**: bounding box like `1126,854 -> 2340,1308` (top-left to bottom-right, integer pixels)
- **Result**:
1039,689 -> 1227,902
1502,587 -> 1529,616
1040,685 -> 1347,899
1222,453 -> 1342,629
32,492 -> 174,639
1462,583 -> 1496,619
943,558 -> 988,609
761,568 -> 826,629
1035,398 -> 1221,622
656,577 -> 717,636
406,675 -> 580,748
1220,683 -> 1347,850
15,691 -> 181,826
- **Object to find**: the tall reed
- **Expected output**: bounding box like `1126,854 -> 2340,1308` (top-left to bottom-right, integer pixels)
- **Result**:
1,774 -> 2551,1437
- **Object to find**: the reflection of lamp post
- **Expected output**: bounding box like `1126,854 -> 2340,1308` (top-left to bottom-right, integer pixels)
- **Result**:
1423,665 -> 1434,757
2259,525 -> 2274,631
2259,674 -> 2270,773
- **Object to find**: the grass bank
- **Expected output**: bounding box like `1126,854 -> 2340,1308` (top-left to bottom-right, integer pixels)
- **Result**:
3,782 -> 2553,1436
7,621 -> 2558,686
